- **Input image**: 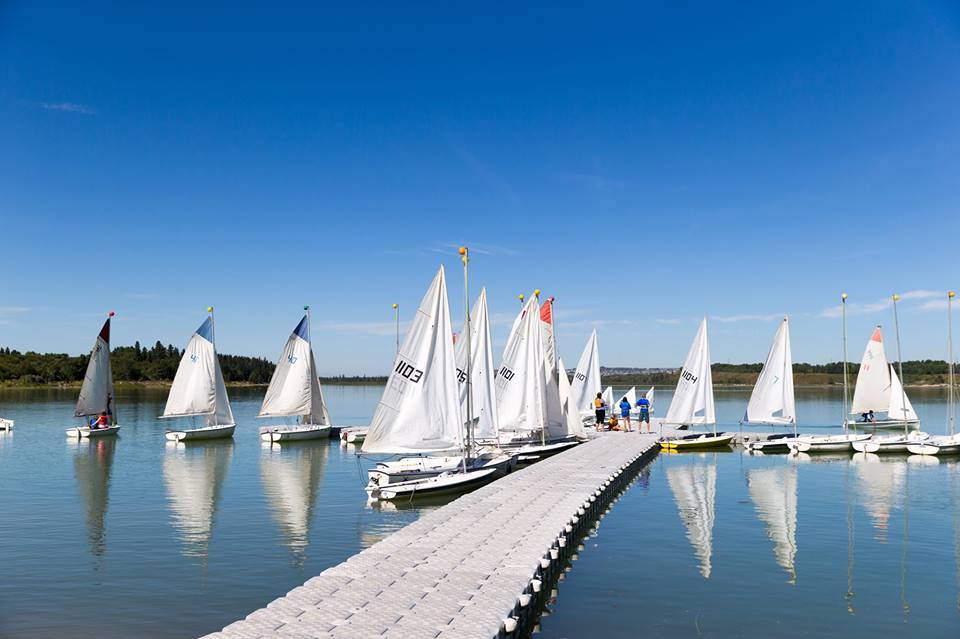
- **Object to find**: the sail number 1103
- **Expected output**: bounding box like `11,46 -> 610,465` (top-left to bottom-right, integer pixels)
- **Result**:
395,360 -> 424,383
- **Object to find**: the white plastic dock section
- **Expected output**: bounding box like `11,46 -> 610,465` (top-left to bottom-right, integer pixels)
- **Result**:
201,431 -> 667,639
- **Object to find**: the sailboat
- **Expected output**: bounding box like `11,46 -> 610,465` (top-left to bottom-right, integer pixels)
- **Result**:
495,295 -> 578,462
745,317 -> 799,453
909,291 -> 960,456
569,330 -> 602,423
746,465 -> 798,583
162,308 -> 236,442
0,418 -> 12,431
666,454 -> 717,578
367,287 -> 513,485
602,386 -> 615,424
791,294 -> 871,453
66,313 -> 120,438
258,308 -> 332,443
846,327 -> 921,430
558,356 -> 587,441
662,318 -> 733,449
363,266 -> 504,501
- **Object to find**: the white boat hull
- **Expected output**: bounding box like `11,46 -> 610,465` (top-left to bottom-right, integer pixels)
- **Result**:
66,425 -> 121,438
368,452 -> 514,485
260,424 -> 331,442
366,467 -> 499,501
852,432 -> 929,453
907,434 -> 960,456
745,434 -> 797,453
0,418 -> 14,431
845,419 -> 921,431
501,439 -> 580,464
790,433 -> 871,453
340,428 -> 368,444
166,424 -> 235,442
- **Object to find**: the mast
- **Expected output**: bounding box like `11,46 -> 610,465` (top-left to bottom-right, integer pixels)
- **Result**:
841,293 -> 850,435
460,246 -> 473,468
891,294 -> 908,436
949,291 -> 956,436
108,311 -> 116,425
392,303 -> 399,355
534,289 -> 546,446
306,304 -> 311,425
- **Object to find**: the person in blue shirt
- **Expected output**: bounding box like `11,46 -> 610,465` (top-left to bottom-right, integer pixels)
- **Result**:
636,394 -> 652,433
619,396 -> 633,432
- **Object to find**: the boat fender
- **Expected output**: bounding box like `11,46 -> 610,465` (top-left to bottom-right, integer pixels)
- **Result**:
518,594 -> 531,607
503,617 -> 518,633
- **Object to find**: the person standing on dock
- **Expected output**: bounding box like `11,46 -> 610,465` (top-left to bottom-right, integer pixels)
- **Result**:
594,392 -> 606,432
619,396 -> 632,432
636,393 -> 652,433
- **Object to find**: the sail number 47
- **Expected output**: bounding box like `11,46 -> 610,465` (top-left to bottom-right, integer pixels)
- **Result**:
395,360 -> 424,383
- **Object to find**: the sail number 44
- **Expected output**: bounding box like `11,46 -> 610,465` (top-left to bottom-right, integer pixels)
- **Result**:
395,360 -> 424,383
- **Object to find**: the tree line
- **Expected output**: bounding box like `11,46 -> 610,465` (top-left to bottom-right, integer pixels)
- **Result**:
0,343 -> 386,386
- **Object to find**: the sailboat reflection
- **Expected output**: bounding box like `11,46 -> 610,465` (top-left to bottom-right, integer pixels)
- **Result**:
163,440 -> 233,559
852,452 -> 905,543
259,441 -> 328,564
666,453 -> 717,578
71,437 -> 116,557
746,465 -> 798,583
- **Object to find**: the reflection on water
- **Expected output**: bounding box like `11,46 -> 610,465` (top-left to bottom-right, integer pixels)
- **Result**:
71,437 -> 116,558
163,441 -> 233,560
259,442 -> 328,565
665,453 -> 717,578
747,465 -> 798,583
851,453 -> 904,543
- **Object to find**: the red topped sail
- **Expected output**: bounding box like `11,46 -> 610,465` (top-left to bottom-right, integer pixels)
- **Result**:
98,317 -> 111,344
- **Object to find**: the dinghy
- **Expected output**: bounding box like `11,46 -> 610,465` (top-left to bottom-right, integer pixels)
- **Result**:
340,427 -> 367,444
0,418 -> 13,431
67,313 -> 121,438
661,319 -> 733,450
568,330 -> 602,423
845,327 -> 920,430
363,266 -> 501,501
162,309 -> 236,442
258,308 -> 332,443
370,288 -> 514,484
907,434 -> 960,456
744,317 -> 798,453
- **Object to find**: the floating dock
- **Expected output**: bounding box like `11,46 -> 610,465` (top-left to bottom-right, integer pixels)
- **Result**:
202,430 -> 671,639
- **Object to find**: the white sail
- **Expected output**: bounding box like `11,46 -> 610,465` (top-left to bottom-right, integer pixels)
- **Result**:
569,330 -> 601,416
558,357 -> 586,438
647,386 -> 655,411
625,387 -> 637,409
454,289 -> 499,441
850,327 -> 891,415
744,317 -> 796,425
363,266 -> 462,454
664,318 -> 716,425
163,442 -> 233,558
543,351 -> 568,440
162,317 -> 234,426
602,386 -> 614,416
496,297 -> 548,436
75,318 -> 115,419
259,315 -> 330,424
666,460 -> 717,579
887,365 -> 918,422
747,466 -> 798,583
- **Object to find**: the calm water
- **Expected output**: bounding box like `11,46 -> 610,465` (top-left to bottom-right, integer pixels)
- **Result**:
0,385 -> 958,638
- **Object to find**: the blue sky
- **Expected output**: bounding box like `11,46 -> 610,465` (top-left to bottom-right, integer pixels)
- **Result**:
2,1 -> 959,374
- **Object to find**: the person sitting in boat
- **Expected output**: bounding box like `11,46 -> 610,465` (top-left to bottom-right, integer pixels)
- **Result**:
867,410 -> 876,423
636,394 -> 651,433
94,412 -> 109,429
619,396 -> 632,432
594,393 -> 606,432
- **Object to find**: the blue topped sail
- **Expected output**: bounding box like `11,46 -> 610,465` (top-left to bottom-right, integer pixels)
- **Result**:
293,315 -> 309,341
196,317 -> 214,342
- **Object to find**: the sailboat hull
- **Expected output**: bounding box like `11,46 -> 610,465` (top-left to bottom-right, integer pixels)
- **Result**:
852,432 -> 928,453
166,424 -> 235,442
844,419 -> 921,431
0,418 -> 13,431
260,424 -> 331,442
366,467 -> 499,501
368,453 -> 514,485
66,425 -> 120,438
340,428 -> 368,444
660,433 -> 734,450
746,434 -> 797,453
790,433 -> 871,452
501,439 -> 580,464
907,436 -> 960,456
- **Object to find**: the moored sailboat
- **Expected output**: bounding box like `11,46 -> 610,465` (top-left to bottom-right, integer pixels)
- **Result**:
0,418 -> 13,431
67,313 -> 120,438
745,317 -> 798,453
662,318 -> 733,449
909,291 -> 960,456
568,330 -> 602,423
162,308 -> 236,442
259,307 -> 332,443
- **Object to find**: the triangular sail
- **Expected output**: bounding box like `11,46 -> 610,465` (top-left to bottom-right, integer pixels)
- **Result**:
75,318 -> 115,419
625,387 -> 638,409
744,317 -> 796,425
666,460 -> 717,579
496,297 -> 548,436
888,365 -> 918,421
162,317 -> 234,426
558,357 -> 586,438
569,330 -> 601,416
259,315 -> 330,424
602,386 -> 614,416
363,266 -> 462,454
454,289 -> 499,441
747,466 -> 798,583
647,387 -> 655,411
543,352 -> 568,440
540,298 -> 557,374
664,318 -> 716,426
850,327 -> 891,415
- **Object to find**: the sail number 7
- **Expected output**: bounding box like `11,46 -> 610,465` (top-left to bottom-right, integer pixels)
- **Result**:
395,360 -> 424,383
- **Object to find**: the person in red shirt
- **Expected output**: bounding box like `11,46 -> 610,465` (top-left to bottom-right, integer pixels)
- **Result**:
95,412 -> 109,428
